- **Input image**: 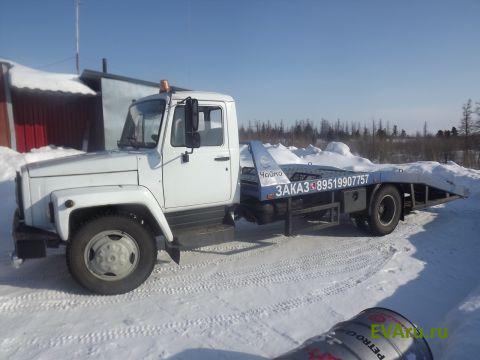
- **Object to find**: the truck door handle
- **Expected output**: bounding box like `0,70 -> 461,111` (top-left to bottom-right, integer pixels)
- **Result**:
214,156 -> 230,161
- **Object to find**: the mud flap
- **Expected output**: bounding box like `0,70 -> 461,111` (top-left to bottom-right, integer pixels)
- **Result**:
164,237 -> 181,265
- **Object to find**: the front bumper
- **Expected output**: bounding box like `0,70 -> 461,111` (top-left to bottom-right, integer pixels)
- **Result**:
11,209 -> 61,262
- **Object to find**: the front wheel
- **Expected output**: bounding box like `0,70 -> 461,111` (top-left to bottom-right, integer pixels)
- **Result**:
368,185 -> 402,236
67,215 -> 157,295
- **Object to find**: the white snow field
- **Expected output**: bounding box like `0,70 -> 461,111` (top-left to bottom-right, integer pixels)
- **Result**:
0,144 -> 479,359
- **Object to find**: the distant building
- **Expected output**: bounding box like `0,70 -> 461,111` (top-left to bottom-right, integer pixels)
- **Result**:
0,59 -> 184,152
80,69 -> 185,150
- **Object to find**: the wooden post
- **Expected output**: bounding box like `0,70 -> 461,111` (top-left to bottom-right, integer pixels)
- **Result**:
0,63 -> 16,150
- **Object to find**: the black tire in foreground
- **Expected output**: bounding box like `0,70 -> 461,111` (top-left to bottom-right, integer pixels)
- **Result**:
368,185 -> 402,236
67,215 -> 157,295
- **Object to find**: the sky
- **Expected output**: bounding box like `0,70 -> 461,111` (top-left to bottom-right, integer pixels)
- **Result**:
1,0 -> 479,133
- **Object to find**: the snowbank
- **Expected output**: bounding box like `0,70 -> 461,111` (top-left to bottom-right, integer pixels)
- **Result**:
291,144 -> 320,157
439,284 -> 480,359
0,59 -> 95,95
0,147 -> 24,182
0,146 -> 83,181
264,143 -> 304,164
325,141 -> 352,156
240,142 -> 371,170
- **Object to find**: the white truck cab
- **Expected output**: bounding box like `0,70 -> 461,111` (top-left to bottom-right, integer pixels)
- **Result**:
11,84 -> 467,294
13,88 -> 244,294
126,91 -> 240,210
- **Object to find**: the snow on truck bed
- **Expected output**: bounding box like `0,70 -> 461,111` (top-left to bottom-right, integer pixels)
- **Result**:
240,141 -> 475,190
1,144 -> 480,359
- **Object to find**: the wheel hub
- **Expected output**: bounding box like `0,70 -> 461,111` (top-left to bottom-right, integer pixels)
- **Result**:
377,195 -> 396,226
84,231 -> 139,281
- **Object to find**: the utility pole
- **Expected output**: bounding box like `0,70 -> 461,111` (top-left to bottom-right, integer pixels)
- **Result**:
75,0 -> 80,74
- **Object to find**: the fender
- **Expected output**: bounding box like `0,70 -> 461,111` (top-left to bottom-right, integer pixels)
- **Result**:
50,185 -> 174,242
368,184 -> 382,217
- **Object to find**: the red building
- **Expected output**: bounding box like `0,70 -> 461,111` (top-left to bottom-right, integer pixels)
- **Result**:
0,59 -> 98,153
0,59 -> 186,153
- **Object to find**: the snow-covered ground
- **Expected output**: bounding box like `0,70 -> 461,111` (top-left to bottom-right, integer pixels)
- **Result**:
0,144 -> 479,359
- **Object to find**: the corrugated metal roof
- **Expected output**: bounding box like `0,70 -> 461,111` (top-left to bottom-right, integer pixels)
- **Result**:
80,69 -> 189,92
0,59 -> 96,95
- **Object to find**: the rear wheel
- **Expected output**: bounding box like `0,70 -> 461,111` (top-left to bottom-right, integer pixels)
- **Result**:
67,215 -> 157,295
368,185 -> 401,236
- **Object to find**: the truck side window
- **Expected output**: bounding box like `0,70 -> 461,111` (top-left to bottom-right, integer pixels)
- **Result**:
171,106 -> 224,147
171,106 -> 186,147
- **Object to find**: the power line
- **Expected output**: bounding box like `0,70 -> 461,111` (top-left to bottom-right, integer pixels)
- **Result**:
38,56 -> 76,69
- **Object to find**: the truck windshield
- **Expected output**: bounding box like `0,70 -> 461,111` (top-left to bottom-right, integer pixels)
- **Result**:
118,99 -> 166,149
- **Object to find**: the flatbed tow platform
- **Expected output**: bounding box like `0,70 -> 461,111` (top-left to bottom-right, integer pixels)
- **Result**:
238,141 -> 468,236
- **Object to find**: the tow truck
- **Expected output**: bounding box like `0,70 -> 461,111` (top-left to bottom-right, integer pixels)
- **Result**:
11,81 -> 468,294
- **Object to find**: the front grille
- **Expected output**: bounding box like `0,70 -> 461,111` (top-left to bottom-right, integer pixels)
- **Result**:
15,172 -> 25,220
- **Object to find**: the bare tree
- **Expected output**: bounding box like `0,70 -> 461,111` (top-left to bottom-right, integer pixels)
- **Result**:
459,99 -> 475,166
392,125 -> 398,137
460,99 -> 475,136
475,101 -> 480,132
238,108 -> 480,169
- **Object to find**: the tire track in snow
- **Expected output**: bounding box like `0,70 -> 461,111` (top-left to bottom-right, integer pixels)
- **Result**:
0,233 -> 291,291
153,235 -> 291,275
152,234 -> 385,285
0,239 -> 393,313
0,251 -> 392,354
0,232 -> 378,304
150,222 -> 384,276
1,215 -> 419,315
0,251 -> 383,313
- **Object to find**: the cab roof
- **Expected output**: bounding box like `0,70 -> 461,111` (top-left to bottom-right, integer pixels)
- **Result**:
137,91 -> 234,103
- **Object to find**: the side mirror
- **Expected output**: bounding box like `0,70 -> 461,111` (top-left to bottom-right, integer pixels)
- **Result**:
185,98 -> 200,149
185,131 -> 201,149
185,98 -> 199,132
190,132 -> 200,148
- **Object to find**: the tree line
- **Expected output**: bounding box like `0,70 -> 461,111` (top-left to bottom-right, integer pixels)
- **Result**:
239,99 -> 480,168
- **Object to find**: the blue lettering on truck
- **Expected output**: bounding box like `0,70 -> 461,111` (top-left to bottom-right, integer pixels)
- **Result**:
273,174 -> 370,198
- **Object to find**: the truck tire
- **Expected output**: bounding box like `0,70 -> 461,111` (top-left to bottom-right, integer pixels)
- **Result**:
66,215 -> 157,295
368,185 -> 401,236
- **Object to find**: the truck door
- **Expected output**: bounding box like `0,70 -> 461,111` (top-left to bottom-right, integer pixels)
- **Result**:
162,101 -> 232,209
